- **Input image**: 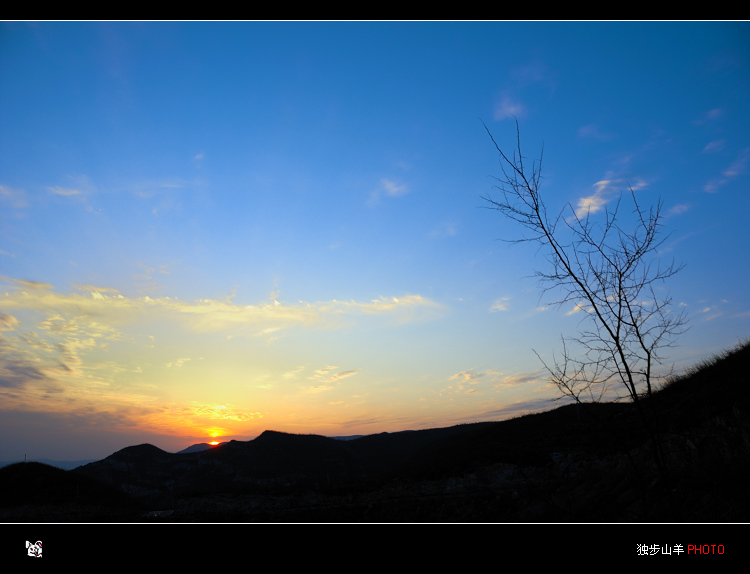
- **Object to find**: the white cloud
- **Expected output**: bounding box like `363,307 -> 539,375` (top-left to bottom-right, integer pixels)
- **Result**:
0,280 -> 441,336
489,297 -> 510,312
450,370 -> 484,384
74,284 -> 122,296
382,179 -> 408,197
48,186 -> 83,196
0,313 -> 19,331
309,366 -> 358,384
702,140 -> 725,153
304,385 -> 333,393
723,148 -> 750,177
0,276 -> 53,290
368,179 -> 409,206
157,402 -> 260,423
497,372 -> 544,387
693,108 -> 723,124
577,124 -> 614,141
566,302 -> 587,316
0,185 -> 29,209
667,204 -> 690,216
283,365 -> 305,379
430,222 -> 458,239
575,178 -> 647,218
704,148 -> 750,193
494,94 -> 525,120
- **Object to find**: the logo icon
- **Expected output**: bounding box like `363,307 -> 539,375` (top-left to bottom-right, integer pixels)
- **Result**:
26,541 -> 42,557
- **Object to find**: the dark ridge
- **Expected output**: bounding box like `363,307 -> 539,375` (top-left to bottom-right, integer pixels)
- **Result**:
348,422 -> 498,479
213,430 -> 368,486
254,429 -> 334,445
0,462 -> 144,521
649,339 -> 750,430
28,340 -> 750,521
110,443 -> 171,460
177,442 -> 226,454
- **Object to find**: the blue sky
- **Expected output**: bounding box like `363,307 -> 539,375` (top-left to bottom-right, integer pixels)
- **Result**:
1,21 -> 749,460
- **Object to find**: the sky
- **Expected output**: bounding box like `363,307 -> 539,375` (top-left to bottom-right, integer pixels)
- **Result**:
1,21 -> 749,461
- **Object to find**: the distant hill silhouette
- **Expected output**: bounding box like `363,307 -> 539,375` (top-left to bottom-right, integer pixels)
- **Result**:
177,442 -> 228,454
0,458 -> 98,471
72,423 -> 499,508
3,340 -> 748,521
0,462 -> 144,521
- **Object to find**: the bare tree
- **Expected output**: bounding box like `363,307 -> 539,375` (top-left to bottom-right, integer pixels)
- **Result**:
482,121 -> 686,403
482,120 -> 688,480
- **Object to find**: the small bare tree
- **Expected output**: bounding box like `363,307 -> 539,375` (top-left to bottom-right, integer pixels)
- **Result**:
482,121 -> 687,480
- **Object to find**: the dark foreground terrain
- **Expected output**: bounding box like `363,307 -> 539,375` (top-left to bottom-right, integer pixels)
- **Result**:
3,341 -> 749,522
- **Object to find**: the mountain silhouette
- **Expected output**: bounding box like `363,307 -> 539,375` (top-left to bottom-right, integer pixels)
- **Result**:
177,442 -> 228,454
0,461 -> 144,521
4,340 -> 749,521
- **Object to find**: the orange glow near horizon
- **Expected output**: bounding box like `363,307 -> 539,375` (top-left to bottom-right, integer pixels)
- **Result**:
210,441 -> 220,445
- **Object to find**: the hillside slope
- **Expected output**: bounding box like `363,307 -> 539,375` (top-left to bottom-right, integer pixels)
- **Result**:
5,341 -> 748,522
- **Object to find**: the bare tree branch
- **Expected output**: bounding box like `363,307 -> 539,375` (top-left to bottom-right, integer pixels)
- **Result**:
483,121 -> 691,513
482,119 -> 688,407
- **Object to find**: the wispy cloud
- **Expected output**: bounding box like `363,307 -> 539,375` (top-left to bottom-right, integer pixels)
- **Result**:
324,370 -> 357,383
0,276 -> 53,290
48,186 -> 83,196
304,385 -> 334,393
367,178 -> 409,206
450,369 -> 486,384
493,61 -> 554,122
382,179 -> 408,197
133,179 -> 186,198
142,402 -> 263,437
0,314 -> 19,331
722,148 -> 750,177
73,284 -> 123,296
495,371 -> 544,387
577,124 -> 614,141
162,402 -> 259,422
430,222 -> 458,239
0,185 -> 29,209
574,178 -> 647,218
489,297 -> 510,312
308,366 -> 358,385
0,316 -> 261,439
702,140 -> 725,153
692,108 -> 723,125
565,302 -> 587,316
283,365 -> 305,379
494,93 -> 525,121
0,348 -> 56,390
446,369 -> 484,394
133,262 -> 171,283
446,368 -> 542,394
575,181 -> 615,218
696,299 -> 729,322
475,397 -> 558,420
704,148 -> 750,193
698,306 -> 722,321
0,278 -> 441,336
667,204 -> 690,216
